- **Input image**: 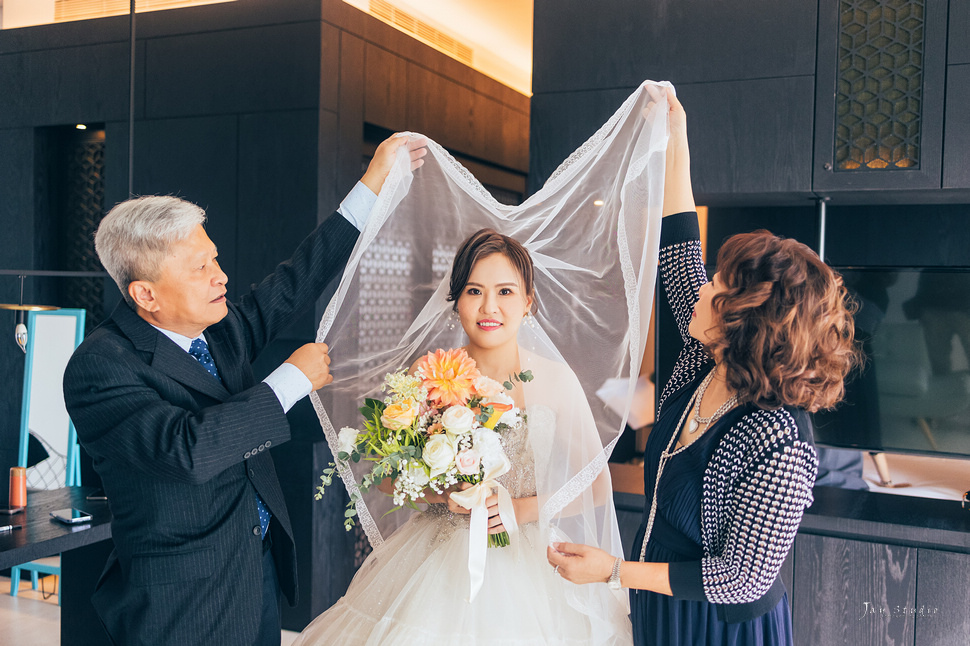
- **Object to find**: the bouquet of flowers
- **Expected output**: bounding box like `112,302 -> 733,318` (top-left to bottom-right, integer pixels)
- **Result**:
317,347 -> 532,549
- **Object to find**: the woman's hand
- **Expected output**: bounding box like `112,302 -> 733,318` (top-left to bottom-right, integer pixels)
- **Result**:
546,542 -> 615,584
645,85 -> 695,217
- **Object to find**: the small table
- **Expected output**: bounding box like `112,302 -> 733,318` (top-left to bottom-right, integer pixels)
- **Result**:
1,486 -> 113,645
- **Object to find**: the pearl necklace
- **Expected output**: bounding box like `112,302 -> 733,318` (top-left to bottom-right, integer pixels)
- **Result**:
638,369 -> 738,563
688,369 -> 739,433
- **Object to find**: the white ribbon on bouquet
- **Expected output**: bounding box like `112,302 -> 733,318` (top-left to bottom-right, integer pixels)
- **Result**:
449,454 -> 520,602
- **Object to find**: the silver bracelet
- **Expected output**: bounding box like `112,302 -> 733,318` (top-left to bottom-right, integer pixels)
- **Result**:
608,556 -> 623,590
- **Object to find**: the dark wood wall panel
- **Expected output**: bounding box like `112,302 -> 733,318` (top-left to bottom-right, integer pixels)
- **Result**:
102,121 -> 130,209
237,109 -> 319,339
319,22 -> 341,114
0,42 -> 134,129
405,64 -> 528,172
914,549 -> 970,644
676,78 -> 815,200
0,128 -> 37,270
793,534 -> 916,646
320,0 -> 527,115
316,108 -> 341,238
943,64 -> 970,189
131,115 -> 239,292
533,0 -> 817,94
364,45 -> 410,133
145,23 -> 320,119
949,0 -> 970,65
336,32 -> 366,198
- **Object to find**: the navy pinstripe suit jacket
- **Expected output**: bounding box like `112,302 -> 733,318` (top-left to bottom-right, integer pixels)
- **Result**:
63,211 -> 358,645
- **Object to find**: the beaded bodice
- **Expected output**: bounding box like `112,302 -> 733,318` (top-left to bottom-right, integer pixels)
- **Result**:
495,414 -> 537,499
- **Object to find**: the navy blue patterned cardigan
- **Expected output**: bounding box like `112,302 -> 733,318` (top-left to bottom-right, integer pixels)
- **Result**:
656,211 -> 818,623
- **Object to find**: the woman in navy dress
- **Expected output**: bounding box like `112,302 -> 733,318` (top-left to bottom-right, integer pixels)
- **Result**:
548,88 -> 860,645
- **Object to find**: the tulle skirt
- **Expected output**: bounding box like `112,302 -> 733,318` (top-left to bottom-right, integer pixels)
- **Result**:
294,507 -> 631,645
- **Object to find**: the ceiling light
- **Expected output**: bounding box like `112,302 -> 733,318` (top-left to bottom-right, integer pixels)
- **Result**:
76,124 -> 87,130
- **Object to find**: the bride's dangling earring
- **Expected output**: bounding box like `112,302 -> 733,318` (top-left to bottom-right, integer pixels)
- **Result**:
447,310 -> 459,330
524,312 -> 536,329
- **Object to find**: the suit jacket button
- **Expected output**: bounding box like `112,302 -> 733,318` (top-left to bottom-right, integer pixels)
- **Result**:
258,444 -> 265,452
244,451 -> 252,459
252,447 -> 259,455
253,526 -> 261,536
265,440 -> 272,448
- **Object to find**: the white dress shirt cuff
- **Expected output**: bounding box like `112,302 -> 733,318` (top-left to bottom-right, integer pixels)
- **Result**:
337,181 -> 379,231
263,362 -> 314,413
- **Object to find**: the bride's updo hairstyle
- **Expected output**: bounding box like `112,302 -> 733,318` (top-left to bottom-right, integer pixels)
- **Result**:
447,228 -> 537,314
708,230 -> 860,413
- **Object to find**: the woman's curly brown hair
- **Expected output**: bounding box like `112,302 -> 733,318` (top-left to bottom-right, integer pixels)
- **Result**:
707,231 -> 861,412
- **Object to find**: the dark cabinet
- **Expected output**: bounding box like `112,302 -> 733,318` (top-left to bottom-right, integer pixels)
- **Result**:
792,534 -> 918,646
813,0 -> 949,193
532,0 -> 969,203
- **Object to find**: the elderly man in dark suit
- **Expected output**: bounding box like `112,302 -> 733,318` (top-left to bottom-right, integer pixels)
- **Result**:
63,134 -> 426,645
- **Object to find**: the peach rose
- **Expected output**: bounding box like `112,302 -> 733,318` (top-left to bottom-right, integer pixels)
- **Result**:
473,376 -> 504,398
381,399 -> 420,431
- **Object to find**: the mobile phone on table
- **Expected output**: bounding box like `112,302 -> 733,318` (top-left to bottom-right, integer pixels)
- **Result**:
50,508 -> 93,524
0,505 -> 24,515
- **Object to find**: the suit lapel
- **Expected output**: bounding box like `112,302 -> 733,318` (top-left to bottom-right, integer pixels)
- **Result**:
111,303 -> 231,401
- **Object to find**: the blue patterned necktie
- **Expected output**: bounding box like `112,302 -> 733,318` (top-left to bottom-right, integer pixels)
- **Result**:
188,337 -> 272,539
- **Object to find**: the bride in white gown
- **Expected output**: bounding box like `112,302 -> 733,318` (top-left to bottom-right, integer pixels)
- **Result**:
298,81 -> 673,646
297,232 -> 628,645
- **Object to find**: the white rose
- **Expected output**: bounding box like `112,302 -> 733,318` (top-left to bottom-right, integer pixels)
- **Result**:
406,461 -> 431,487
422,434 -> 456,477
337,427 -> 359,457
441,405 -> 476,435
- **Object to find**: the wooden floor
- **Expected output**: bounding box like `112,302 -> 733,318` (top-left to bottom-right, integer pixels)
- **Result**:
0,573 -> 301,644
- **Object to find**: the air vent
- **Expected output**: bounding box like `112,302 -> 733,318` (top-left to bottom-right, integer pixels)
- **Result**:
370,0 -> 473,66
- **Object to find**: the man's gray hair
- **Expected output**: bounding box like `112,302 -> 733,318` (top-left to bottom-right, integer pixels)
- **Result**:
95,196 -> 207,307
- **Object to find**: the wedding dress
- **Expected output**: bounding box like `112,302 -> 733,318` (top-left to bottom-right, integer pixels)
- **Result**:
302,80 -> 672,645
295,354 -> 630,645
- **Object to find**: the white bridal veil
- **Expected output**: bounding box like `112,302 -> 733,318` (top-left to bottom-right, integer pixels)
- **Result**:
311,80 -> 671,641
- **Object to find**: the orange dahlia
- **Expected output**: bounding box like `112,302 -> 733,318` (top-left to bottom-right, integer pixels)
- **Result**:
416,348 -> 481,408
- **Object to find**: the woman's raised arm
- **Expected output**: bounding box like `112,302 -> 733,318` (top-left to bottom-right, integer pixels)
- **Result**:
652,87 -> 695,217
